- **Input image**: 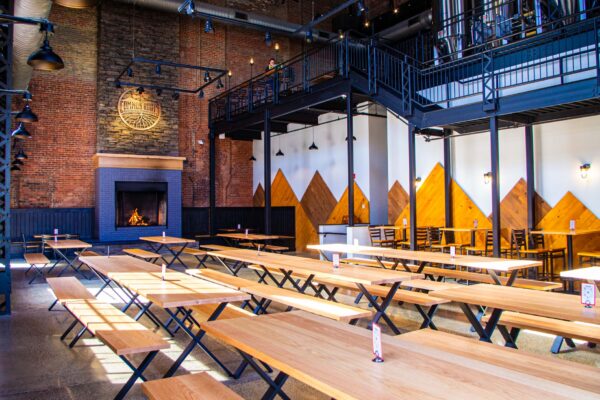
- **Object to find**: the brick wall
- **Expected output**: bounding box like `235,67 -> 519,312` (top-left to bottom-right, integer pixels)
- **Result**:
11,0 -> 338,213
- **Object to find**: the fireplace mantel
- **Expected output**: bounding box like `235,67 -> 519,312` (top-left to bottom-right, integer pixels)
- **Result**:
93,153 -> 186,171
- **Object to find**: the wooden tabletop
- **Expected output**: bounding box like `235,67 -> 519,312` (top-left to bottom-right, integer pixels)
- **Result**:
529,228 -> 600,236
439,227 -> 488,232
217,233 -> 285,241
202,311 -> 600,400
80,255 -> 249,308
560,266 -> 600,282
207,249 -> 421,285
45,239 -> 92,250
431,284 -> 600,324
139,236 -> 196,244
34,234 -> 70,239
308,243 -> 541,272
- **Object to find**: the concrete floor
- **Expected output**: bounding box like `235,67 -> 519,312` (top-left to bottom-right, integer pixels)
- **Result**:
1,251 -> 599,399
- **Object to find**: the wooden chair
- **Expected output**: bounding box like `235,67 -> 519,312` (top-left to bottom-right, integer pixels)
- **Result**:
578,251 -> 600,265
511,229 -> 549,279
529,232 -> 565,281
427,227 -> 457,252
399,227 -> 429,250
464,230 -> 510,257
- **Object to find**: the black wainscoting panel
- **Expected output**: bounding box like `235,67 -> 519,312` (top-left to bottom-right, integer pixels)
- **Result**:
12,208 -> 94,240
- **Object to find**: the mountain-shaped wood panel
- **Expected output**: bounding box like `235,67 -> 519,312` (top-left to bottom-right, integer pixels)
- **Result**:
326,182 -> 370,224
253,183 -> 265,207
388,180 -> 409,225
536,191 -> 600,268
534,192 -> 551,226
496,178 -> 527,242
300,171 -> 337,231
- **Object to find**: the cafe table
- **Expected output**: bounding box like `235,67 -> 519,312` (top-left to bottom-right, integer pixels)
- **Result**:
207,248 -> 421,334
79,255 -> 250,378
201,310 -> 600,400
216,232 -> 287,248
308,243 -> 540,286
561,266 -> 600,291
46,239 -> 92,279
140,236 -> 196,269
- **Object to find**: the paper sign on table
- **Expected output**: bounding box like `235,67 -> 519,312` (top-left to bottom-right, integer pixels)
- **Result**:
450,246 -> 456,258
473,219 -> 478,229
581,283 -> 596,307
570,220 -> 576,231
161,263 -> 166,281
256,244 -> 261,255
237,224 -> 241,230
162,231 -> 166,238
245,229 -> 249,237
372,323 -> 384,362
332,253 -> 340,269
402,218 -> 407,227
53,228 -> 58,235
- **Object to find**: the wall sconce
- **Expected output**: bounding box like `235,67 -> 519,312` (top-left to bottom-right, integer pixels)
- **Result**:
580,163 -> 591,179
415,177 -> 422,188
484,172 -> 492,184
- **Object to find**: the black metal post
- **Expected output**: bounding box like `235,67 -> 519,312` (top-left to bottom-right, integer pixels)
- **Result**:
443,129 -> 453,230
525,125 -> 536,231
208,129 -> 216,236
490,116 -> 501,257
408,123 -> 417,250
346,93 -> 354,227
264,109 -> 272,234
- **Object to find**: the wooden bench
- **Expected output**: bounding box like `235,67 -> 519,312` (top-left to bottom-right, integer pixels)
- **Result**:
343,258 -> 561,291
246,264 -> 447,329
123,248 -> 162,263
24,253 -> 50,284
186,269 -> 259,290
482,311 -> 600,354
579,251 -> 600,265
142,372 -> 243,400
71,250 -> 101,278
170,246 -> 208,268
199,244 -> 239,252
239,242 -> 256,249
46,276 -> 94,311
264,244 -> 289,253
61,299 -> 169,400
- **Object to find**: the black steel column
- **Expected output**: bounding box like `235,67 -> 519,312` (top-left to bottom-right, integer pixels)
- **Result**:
208,129 -> 216,236
525,125 -> 536,231
264,109 -> 272,234
346,93 -> 354,226
408,123 -> 417,250
443,129 -> 453,230
490,116 -> 501,257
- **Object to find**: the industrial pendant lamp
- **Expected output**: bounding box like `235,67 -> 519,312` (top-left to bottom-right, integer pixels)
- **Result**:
204,18 -> 214,33
308,127 -> 318,150
250,155 -> 257,161
16,103 -> 38,123
305,29 -> 313,44
15,149 -> 28,161
276,136 -> 284,156
204,71 -> 211,82
10,164 -> 21,172
13,159 -> 24,166
11,123 -> 32,140
27,25 -> 64,71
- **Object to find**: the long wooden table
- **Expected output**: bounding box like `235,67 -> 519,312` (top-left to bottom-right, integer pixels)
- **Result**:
140,236 -> 196,269
46,239 -> 92,279
308,243 -> 540,286
79,255 -> 250,378
431,284 -> 600,343
207,249 -> 422,334
202,310 -> 600,400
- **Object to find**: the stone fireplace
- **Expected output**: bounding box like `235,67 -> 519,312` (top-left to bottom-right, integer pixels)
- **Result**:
94,153 -> 185,242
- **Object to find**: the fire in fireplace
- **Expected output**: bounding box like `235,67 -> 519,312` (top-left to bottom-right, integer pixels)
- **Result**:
115,181 -> 167,227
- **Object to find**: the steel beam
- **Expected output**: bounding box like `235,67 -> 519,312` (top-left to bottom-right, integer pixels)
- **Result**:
525,125 -> 535,231
346,93 -> 354,227
264,109 -> 272,234
443,129 -> 453,231
408,123 -> 417,250
490,116 -> 501,257
209,129 -> 216,236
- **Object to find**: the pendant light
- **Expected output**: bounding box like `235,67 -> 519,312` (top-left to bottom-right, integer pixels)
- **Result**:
27,25 -> 64,71
15,149 -> 28,161
308,127 -> 318,150
11,123 -> 32,140
250,155 -> 257,161
10,164 -> 21,172
204,18 -> 214,33
15,103 -> 38,123
265,31 -> 272,47
13,159 -> 24,166
275,136 -> 284,156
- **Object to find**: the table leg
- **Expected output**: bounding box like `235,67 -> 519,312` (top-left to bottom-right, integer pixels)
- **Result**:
214,257 -> 245,275
54,248 -> 88,279
235,350 -> 290,400
567,236 -> 574,292
164,244 -> 189,269
356,282 -> 401,335
114,351 -> 159,400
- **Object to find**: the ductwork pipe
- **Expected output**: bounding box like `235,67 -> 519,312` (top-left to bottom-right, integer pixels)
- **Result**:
114,0 -> 332,42
12,0 -> 53,90
377,10 -> 432,42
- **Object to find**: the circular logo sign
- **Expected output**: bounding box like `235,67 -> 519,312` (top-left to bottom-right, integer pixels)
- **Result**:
118,89 -> 161,131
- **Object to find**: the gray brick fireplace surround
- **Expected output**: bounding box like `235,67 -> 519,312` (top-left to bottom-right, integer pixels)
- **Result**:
94,154 -> 185,242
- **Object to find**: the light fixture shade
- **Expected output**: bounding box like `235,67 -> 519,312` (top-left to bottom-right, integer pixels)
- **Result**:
27,39 -> 64,71
127,67 -> 134,77
275,149 -> 284,156
204,18 -> 214,33
10,165 -> 21,172
198,89 -> 204,99
216,79 -> 224,89
15,149 -> 28,160
13,159 -> 24,166
345,135 -> 357,141
265,31 -> 272,46
580,163 -> 591,179
155,64 -> 162,75
306,30 -> 313,43
250,155 -> 257,161
309,141 -> 318,150
483,172 -> 492,184
15,104 -> 38,123
204,71 -> 211,82
11,123 -> 32,140
53,0 -> 99,9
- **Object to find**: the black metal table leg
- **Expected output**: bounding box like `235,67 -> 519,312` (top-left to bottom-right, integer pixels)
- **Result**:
356,282 -> 401,335
236,350 -> 290,400
114,351 -> 158,400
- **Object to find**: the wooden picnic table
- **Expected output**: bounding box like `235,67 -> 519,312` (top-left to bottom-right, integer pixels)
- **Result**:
561,266 -> 600,292
217,232 -> 287,242
201,310 -> 600,400
79,255 -> 250,378
207,248 -> 422,334
140,236 -> 196,269
308,243 -> 540,286
46,239 -> 92,279
431,283 -> 600,343
34,233 -> 71,239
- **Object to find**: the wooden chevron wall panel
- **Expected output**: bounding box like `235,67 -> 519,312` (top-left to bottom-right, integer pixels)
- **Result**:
534,192 -> 552,226
388,180 -> 409,225
326,182 -> 370,225
496,178 -> 528,242
536,192 -> 600,268
253,183 -> 265,207
300,171 -> 337,231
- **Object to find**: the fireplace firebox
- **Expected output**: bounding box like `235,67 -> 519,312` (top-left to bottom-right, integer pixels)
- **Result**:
115,181 -> 167,228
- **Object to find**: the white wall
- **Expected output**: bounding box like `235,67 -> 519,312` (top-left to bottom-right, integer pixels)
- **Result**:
386,113 -> 600,217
